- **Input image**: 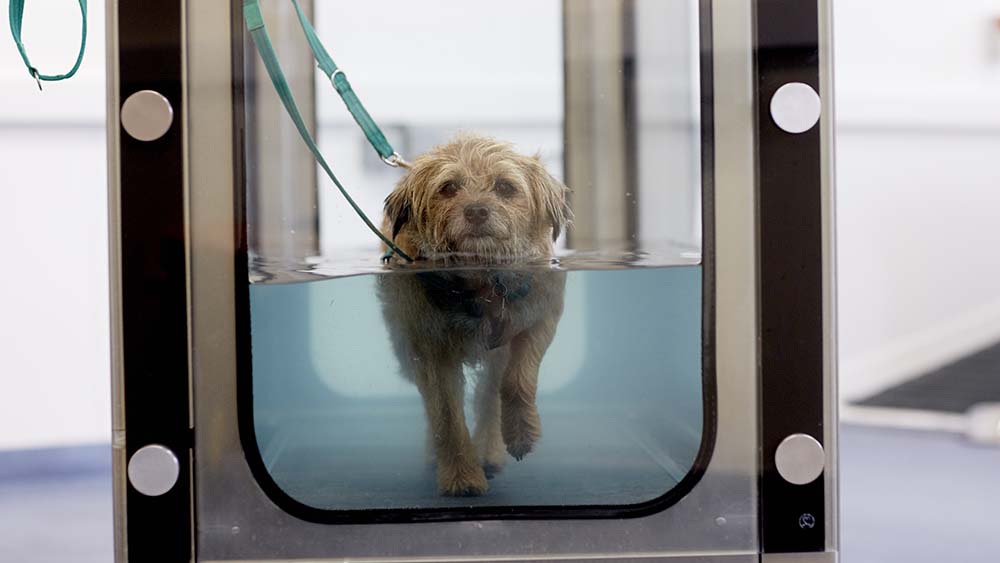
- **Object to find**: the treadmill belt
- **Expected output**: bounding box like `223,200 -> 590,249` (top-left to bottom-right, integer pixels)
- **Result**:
258,405 -> 695,510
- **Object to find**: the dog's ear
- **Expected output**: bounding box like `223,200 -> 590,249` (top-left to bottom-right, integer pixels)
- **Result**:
545,177 -> 572,242
383,189 -> 412,241
530,155 -> 573,242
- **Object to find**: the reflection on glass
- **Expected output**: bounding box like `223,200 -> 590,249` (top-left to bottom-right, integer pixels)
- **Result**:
243,0 -> 706,512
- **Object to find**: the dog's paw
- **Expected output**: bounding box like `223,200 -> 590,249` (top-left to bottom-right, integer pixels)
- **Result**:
502,404 -> 541,461
505,439 -> 534,462
482,461 -> 505,480
437,462 -> 489,497
475,433 -> 507,479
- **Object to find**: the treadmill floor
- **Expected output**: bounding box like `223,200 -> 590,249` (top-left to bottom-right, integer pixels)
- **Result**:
259,404 -> 698,510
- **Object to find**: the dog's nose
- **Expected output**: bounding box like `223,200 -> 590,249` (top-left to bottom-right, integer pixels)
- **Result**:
464,204 -> 490,225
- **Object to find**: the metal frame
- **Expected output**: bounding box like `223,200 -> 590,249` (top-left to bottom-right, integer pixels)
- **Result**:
755,0 -> 827,554
818,0 -> 840,553
754,0 -> 838,556
192,0 -> 758,559
563,0 -> 637,251
107,0 -> 192,561
108,0 -> 837,560
243,0 -> 320,261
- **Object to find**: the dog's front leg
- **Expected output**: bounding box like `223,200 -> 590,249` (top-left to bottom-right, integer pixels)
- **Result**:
500,314 -> 558,460
474,347 -> 510,477
416,356 -> 489,496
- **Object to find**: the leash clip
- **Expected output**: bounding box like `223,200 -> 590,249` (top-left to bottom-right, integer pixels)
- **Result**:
382,152 -> 411,169
31,69 -> 43,91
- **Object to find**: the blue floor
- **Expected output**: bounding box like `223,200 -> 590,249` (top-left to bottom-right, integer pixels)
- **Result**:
2,425 -> 998,562
839,425 -> 1000,563
0,445 -> 112,563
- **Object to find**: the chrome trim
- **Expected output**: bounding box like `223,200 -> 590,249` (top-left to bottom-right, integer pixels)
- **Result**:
817,0 -> 839,552
105,0 -> 127,561
181,0 -> 197,557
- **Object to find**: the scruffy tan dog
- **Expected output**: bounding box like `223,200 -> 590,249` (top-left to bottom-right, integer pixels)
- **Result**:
378,134 -> 570,496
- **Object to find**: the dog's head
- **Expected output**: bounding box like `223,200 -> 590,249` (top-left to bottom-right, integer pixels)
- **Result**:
384,134 -> 571,262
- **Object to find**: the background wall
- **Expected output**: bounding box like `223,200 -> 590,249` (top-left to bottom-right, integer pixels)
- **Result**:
834,0 -> 1000,401
1,0 -> 999,449
0,0 -> 109,449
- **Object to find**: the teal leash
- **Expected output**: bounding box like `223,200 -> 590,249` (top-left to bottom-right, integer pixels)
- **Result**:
8,0 -> 88,90
243,0 -> 413,262
289,0 -> 407,168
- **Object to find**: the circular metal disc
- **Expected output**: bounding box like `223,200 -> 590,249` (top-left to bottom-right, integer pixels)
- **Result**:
775,433 -> 825,485
121,90 -> 174,142
770,82 -> 821,134
127,444 -> 180,496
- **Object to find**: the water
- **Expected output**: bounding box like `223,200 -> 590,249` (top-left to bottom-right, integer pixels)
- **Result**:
248,260 -> 705,511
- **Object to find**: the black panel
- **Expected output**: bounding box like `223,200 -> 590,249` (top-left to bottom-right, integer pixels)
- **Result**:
118,0 -> 192,560
755,0 -> 826,554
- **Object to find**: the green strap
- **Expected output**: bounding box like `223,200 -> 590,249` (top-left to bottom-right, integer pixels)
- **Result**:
9,0 -> 87,90
289,0 -> 400,165
243,0 -> 413,262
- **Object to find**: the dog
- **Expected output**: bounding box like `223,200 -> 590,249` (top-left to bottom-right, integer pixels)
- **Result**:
377,134 -> 570,496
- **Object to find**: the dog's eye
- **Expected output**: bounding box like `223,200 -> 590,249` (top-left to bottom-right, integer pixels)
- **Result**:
494,179 -> 517,198
439,182 -> 459,197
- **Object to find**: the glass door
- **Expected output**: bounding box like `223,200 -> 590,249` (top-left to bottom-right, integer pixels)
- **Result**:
108,0 -> 835,560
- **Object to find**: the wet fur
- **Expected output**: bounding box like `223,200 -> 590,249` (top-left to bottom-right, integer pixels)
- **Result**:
377,134 -> 570,496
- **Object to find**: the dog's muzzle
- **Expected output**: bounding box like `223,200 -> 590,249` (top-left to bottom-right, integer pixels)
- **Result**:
464,204 -> 490,226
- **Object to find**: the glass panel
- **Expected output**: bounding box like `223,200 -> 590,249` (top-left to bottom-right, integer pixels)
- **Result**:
250,267 -> 702,509
243,0 -> 707,514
